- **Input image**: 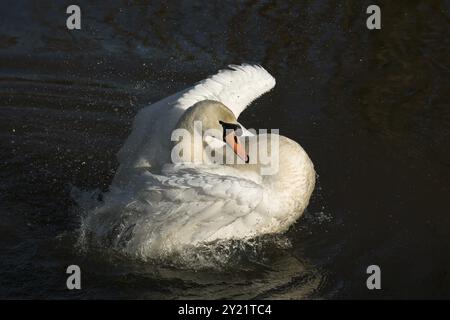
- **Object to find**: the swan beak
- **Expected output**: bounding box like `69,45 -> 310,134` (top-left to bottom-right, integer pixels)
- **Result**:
225,131 -> 249,163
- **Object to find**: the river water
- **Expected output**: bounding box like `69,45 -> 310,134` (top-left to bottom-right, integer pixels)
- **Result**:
0,0 -> 449,299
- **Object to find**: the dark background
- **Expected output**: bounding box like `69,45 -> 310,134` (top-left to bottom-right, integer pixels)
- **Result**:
0,0 -> 449,299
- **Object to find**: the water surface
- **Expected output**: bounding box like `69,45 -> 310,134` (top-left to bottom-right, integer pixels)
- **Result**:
0,0 -> 449,299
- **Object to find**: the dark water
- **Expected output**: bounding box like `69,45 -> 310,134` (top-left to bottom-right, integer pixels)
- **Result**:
1,0 -> 449,299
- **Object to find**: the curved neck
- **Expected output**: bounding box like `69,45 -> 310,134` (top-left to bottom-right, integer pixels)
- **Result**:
259,135 -> 316,222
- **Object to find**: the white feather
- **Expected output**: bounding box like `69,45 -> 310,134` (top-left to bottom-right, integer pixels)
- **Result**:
176,64 -> 276,118
113,64 -> 275,186
83,164 -> 264,256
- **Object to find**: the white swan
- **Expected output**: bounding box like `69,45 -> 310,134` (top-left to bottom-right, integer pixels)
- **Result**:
80,64 -> 315,258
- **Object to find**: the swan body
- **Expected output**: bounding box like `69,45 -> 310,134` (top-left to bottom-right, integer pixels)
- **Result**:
82,64 -> 315,258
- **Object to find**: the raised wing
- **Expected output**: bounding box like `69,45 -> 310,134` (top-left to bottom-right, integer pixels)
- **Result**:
177,64 -> 276,118
113,64 -> 275,187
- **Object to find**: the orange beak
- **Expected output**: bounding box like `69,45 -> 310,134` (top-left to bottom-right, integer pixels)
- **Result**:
224,131 -> 249,163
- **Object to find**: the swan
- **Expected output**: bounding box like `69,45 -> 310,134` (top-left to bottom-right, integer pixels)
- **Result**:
80,64 -> 315,258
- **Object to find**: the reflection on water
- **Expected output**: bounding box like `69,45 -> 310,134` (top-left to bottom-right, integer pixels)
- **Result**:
0,0 -> 449,298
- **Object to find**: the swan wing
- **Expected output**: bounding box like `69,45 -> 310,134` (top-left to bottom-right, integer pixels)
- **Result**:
177,64 -> 276,118
93,166 -> 264,255
114,89 -> 188,174
113,64 -> 275,187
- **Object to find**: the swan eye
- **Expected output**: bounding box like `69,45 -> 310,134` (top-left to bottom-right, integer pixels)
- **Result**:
234,135 -> 238,143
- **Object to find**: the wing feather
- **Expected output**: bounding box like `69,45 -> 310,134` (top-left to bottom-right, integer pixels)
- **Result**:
86,166 -> 264,256
176,64 -> 276,118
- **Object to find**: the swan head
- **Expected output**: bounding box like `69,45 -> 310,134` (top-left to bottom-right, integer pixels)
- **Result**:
172,100 -> 249,164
